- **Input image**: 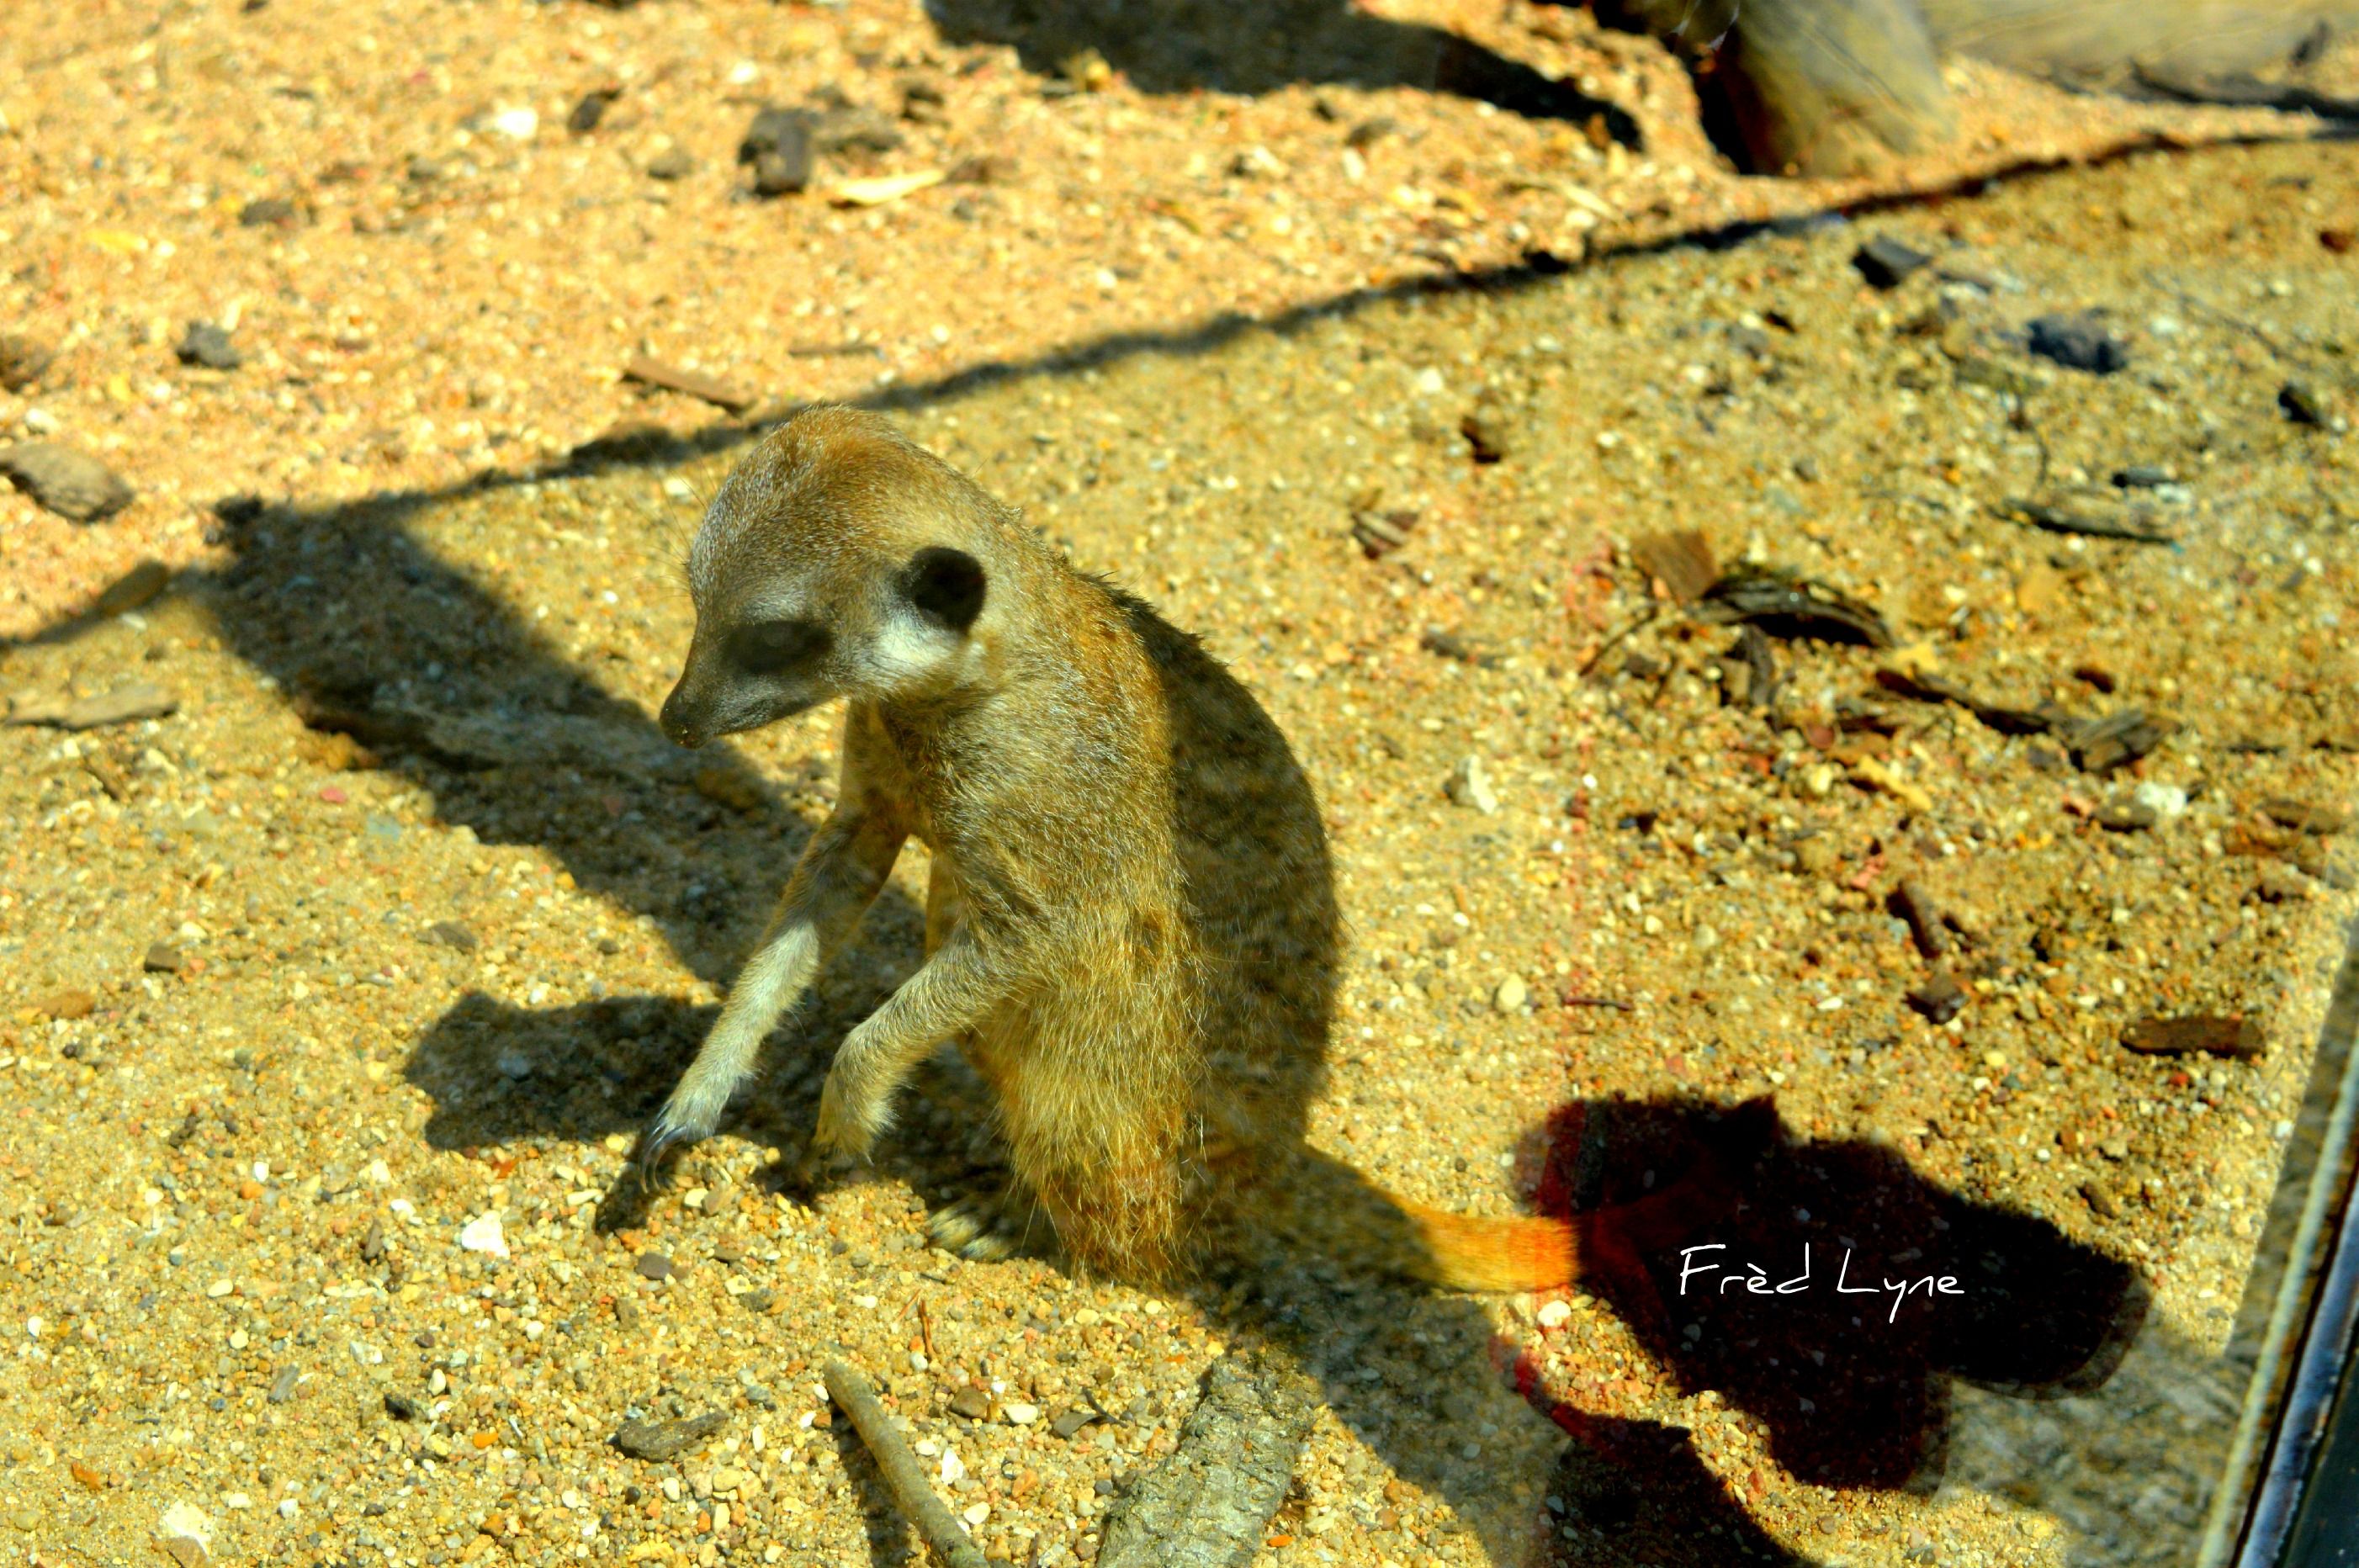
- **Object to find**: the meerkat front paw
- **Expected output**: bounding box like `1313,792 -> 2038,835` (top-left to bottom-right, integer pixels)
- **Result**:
635,1097 -> 720,1185
809,1070 -> 882,1159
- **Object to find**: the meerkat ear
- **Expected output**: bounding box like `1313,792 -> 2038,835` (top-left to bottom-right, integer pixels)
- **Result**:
898,546 -> 987,633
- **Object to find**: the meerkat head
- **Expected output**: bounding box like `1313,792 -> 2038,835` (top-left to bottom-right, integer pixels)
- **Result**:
659,406 -> 1010,748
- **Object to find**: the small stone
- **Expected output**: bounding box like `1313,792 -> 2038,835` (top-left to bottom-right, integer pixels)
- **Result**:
2080,1179 -> 2120,1219
2256,863 -> 2315,903
495,1049 -> 533,1080
612,1411 -> 726,1462
2263,799 -> 2350,835
359,1219 -> 387,1263
1906,971 -> 1967,1025
1459,408 -> 1510,464
144,942 -> 184,973
424,919 -> 480,952
646,146 -> 696,182
0,333 -> 55,392
2121,1014 -> 2265,1061
238,197 -> 300,228
176,322 -> 241,371
95,559 -> 172,616
635,1252 -> 676,1281
1445,755 -> 1499,813
2026,312 -> 2127,374
458,1213 -> 509,1258
2130,782 -> 2188,823
739,107 -> 814,189
384,1393 -> 421,1422
34,988 -> 96,1020
1493,975 -> 1529,1014
2095,798 -> 2157,833
1853,236 -> 1932,289
2279,380 -> 2328,427
0,442 -> 135,522
1344,116 -> 1398,149
568,88 -> 619,135
1535,1300 -> 1572,1329
1002,1401 -> 1042,1425
1049,1406 -> 1097,1438
951,1386 -> 992,1421
267,1366 -> 301,1404
487,105 -> 538,141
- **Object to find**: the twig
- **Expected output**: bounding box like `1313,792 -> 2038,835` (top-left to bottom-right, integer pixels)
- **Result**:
1561,995 -> 1635,1012
1577,603 -> 1660,679
823,1359 -> 989,1568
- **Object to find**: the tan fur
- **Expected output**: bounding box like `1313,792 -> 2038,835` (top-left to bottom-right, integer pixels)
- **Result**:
642,405 -> 1592,1290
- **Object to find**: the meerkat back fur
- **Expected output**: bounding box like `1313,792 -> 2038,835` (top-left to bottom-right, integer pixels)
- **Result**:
641,405 -> 1617,1287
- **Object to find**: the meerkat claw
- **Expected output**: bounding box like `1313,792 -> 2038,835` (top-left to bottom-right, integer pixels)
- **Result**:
633,1115 -> 706,1189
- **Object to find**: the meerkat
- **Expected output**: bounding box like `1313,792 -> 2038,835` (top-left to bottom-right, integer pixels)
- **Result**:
638,405 -> 1683,1289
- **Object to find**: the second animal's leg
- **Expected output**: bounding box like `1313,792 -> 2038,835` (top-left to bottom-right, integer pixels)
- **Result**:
812,923 -> 1010,1157
639,808 -> 907,1173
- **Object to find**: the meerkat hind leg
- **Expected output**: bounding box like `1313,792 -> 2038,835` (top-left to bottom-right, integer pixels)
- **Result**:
927,1182 -> 1054,1263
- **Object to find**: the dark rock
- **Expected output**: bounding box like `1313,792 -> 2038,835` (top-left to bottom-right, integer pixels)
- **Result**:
1905,970 -> 1966,1025
359,1218 -> 387,1263
2026,312 -> 2127,374
2279,380 -> 2328,426
177,322 -> 242,371
1630,529 -> 1718,605
568,88 -> 620,135
2121,1014 -> 2265,1060
384,1393 -> 421,1422
2096,798 -> 2157,832
1853,236 -> 1932,289
238,197 -> 300,229
950,1385 -> 992,1421
1,442 -> 135,522
1344,116 -> 1399,149
143,943 -> 184,974
612,1411 -> 726,1462
634,1251 -> 676,1281
900,77 -> 946,122
1459,407 -> 1511,464
739,107 -> 814,195
423,919 -> 480,952
645,146 -> 695,182
0,333 -> 55,392
2112,464 -> 2171,489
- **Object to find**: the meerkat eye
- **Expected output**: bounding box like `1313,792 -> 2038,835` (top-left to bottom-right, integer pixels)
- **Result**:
728,618 -> 831,676
898,547 -> 987,633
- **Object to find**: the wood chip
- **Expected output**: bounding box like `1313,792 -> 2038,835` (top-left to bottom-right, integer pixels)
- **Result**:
620,355 -> 755,413
2261,799 -> 2348,835
2121,1015 -> 2265,1060
830,170 -> 946,207
1098,1348 -> 1317,1568
4,681 -> 178,730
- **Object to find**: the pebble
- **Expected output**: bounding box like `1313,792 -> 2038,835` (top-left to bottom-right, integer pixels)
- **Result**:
2026,311 -> 2127,373
2278,380 -> 2328,427
1906,970 -> 1967,1025
740,107 -> 814,196
567,88 -> 619,135
2130,782 -> 2188,822
645,146 -> 696,182
612,1411 -> 726,1462
1445,755 -> 1499,813
424,919 -> 480,951
487,106 -> 539,141
951,1385 -> 992,1421
0,333 -> 55,392
144,942 -> 185,973
359,1218 -> 387,1263
1853,236 -> 1932,289
1458,407 -> 1511,464
237,197 -> 300,228
1002,1401 -> 1042,1425
634,1251 -> 676,1281
0,442 -> 136,522
1049,1407 -> 1098,1439
494,1049 -> 533,1080
267,1366 -> 301,1404
176,322 -> 242,371
2095,798 -> 2157,833
457,1213 -> 509,1258
1535,1300 -> 1572,1329
1493,975 -> 1529,1014
2121,1014 -> 2266,1060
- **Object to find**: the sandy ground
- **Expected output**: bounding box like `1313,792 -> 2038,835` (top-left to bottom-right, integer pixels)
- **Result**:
4,5 -> 2359,1568
3,0 -> 2352,636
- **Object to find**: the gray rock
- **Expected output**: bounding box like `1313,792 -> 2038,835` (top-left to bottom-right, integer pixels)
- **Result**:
1,442 -> 135,522
1853,236 -> 1932,289
178,322 -> 242,371
0,333 -> 55,392
646,146 -> 695,182
612,1411 -> 726,1462
2027,311 -> 2127,374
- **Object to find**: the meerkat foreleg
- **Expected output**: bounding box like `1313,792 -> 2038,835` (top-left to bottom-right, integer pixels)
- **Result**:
810,924 -> 1008,1158
639,808 -> 907,1173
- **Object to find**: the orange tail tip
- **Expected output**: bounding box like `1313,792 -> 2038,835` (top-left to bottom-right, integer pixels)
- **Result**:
1398,1202 -> 1580,1293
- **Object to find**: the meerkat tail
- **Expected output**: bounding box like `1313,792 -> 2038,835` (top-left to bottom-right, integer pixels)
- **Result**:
1388,1203 -> 1581,1293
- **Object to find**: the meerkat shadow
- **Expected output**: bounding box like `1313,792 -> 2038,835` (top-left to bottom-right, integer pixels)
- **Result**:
922,0 -> 1643,141
1518,1094 -> 2150,1507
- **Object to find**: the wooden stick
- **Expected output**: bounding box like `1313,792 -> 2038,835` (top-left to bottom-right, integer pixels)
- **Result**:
822,1359 -> 989,1568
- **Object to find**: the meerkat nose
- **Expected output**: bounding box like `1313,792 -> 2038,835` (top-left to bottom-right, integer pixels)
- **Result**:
658,693 -> 706,749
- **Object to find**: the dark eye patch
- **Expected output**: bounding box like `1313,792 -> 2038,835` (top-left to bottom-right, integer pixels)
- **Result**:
727,618 -> 831,676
